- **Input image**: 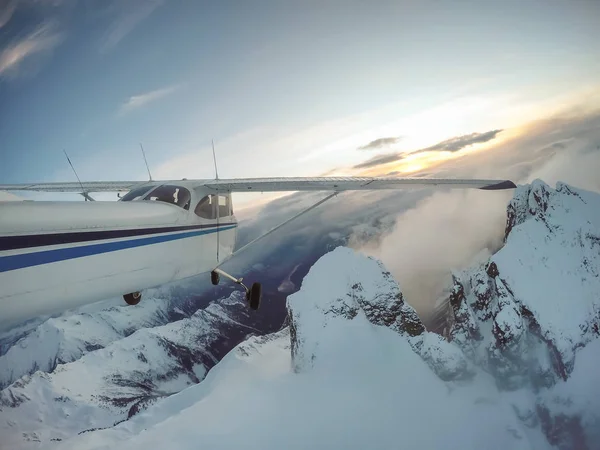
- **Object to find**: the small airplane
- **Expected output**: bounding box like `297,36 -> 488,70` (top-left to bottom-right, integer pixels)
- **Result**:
0,176 -> 516,329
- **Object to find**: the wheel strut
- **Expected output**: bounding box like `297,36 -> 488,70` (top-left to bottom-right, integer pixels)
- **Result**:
212,268 -> 261,310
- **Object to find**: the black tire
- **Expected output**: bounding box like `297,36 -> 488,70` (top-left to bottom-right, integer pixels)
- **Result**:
124,292 -> 141,306
247,282 -> 262,310
211,271 -> 220,286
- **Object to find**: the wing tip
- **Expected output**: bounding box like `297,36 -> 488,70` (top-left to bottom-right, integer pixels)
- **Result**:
479,180 -> 517,190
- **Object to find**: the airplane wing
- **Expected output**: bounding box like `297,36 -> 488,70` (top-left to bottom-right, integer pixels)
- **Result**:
0,177 -> 516,194
0,181 -> 146,193
202,177 -> 517,192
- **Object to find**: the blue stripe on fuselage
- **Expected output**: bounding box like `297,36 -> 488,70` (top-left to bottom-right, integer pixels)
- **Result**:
0,222 -> 238,252
0,225 -> 236,273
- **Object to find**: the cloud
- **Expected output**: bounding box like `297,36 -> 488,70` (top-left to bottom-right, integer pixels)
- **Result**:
0,0 -> 17,29
0,0 -> 73,30
413,129 -> 503,154
100,0 -> 163,52
0,21 -> 64,79
358,136 -> 402,151
352,129 -> 504,171
356,189 -> 510,319
353,152 -> 404,169
526,141 -> 600,193
118,84 -> 181,115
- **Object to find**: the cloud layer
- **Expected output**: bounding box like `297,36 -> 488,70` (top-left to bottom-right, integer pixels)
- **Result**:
353,152 -> 405,169
414,129 -> 503,154
357,136 -> 401,151
353,129 -> 503,170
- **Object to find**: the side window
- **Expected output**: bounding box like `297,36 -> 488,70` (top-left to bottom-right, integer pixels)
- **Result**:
218,195 -> 230,217
194,194 -> 232,219
194,195 -> 215,219
144,185 -> 191,210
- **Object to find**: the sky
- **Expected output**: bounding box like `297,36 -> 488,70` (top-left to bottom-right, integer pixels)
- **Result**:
0,0 -> 599,206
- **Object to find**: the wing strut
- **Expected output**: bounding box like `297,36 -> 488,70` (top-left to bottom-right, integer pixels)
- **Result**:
63,150 -> 95,201
212,140 -> 220,262
139,143 -> 153,181
216,191 -> 338,269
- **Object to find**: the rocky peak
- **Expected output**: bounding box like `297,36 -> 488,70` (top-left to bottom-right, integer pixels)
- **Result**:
505,179 -> 556,240
286,247 -> 472,381
286,247 -> 424,371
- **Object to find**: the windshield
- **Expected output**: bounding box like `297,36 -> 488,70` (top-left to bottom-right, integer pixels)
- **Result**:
119,186 -> 155,202
143,185 -> 191,210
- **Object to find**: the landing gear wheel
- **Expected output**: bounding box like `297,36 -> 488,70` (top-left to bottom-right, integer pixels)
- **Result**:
211,271 -> 220,286
124,292 -> 141,306
246,282 -> 262,310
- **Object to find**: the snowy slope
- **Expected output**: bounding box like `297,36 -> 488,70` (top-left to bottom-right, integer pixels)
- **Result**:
49,248 -> 547,450
0,296 -> 172,390
0,293 -> 258,449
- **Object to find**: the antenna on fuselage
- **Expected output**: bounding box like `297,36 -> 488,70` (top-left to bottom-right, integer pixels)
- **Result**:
139,143 -> 153,181
63,150 -> 93,201
212,139 -> 220,262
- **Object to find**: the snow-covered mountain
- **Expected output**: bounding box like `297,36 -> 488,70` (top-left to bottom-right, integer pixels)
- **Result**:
0,296 -> 173,390
1,179 -> 599,449
0,292 -> 259,449
441,180 -> 600,448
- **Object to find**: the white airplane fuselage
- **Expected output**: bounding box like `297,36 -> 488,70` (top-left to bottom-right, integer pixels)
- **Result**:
0,183 -> 236,329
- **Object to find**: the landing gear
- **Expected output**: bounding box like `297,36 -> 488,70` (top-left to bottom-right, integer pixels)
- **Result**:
212,268 -> 262,310
123,291 -> 141,305
246,282 -> 262,310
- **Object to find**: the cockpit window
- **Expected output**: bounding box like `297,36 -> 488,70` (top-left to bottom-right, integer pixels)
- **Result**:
143,185 -> 191,210
119,186 -> 155,202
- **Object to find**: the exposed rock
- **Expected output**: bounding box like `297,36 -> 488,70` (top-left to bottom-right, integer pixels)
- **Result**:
417,333 -> 473,381
536,405 -> 588,450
